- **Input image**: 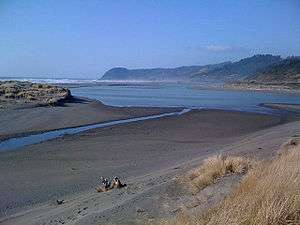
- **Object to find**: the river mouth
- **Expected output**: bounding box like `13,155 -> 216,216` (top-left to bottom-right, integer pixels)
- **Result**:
2,83 -> 299,153
70,84 -> 300,113
0,109 -> 191,153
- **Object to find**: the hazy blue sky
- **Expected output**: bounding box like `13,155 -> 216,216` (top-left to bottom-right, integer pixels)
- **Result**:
1,0 -> 300,79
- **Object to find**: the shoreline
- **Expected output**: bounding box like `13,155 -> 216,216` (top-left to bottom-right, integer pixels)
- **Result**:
260,102 -> 300,111
0,109 -> 191,153
63,81 -> 300,94
0,96 -> 183,141
1,93 -> 294,142
223,82 -> 300,94
0,95 -> 299,224
0,106 -> 288,219
0,97 -> 293,144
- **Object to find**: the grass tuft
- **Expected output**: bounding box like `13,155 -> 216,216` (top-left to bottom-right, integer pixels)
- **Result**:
186,154 -> 251,191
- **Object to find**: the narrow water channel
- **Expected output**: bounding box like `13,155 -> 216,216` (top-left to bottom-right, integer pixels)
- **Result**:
0,109 -> 191,152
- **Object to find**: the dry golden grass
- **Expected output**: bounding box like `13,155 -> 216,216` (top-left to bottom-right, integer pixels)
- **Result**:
158,139 -> 300,225
186,154 -> 252,192
156,213 -> 192,225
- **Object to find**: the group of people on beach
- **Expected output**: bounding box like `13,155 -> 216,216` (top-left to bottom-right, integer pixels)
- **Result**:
96,176 -> 127,192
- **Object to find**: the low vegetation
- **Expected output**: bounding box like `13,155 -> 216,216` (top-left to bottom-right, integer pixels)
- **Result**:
0,81 -> 71,108
186,155 -> 252,192
158,139 -> 300,225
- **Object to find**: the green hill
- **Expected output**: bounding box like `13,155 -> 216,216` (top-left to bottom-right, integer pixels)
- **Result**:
191,54 -> 282,82
101,55 -> 282,83
246,57 -> 300,83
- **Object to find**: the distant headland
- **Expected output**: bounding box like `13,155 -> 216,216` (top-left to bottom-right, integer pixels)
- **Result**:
101,54 -> 300,90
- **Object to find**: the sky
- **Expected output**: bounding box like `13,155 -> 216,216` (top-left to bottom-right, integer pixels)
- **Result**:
0,0 -> 300,79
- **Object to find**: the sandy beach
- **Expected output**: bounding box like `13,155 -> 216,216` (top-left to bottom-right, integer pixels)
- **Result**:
0,97 -> 180,141
1,99 -> 299,225
2,2 -> 300,224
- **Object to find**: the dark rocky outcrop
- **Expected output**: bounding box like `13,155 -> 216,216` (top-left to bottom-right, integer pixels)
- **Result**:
0,81 -> 71,108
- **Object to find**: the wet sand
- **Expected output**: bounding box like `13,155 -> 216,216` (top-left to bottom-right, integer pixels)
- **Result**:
0,105 -> 287,224
260,103 -> 300,111
0,97 -> 180,141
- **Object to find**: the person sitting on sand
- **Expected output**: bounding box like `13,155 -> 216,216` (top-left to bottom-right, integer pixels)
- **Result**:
96,176 -> 111,192
111,177 -> 127,189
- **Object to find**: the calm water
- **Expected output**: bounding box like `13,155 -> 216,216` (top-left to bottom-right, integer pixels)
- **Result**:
70,84 -> 300,113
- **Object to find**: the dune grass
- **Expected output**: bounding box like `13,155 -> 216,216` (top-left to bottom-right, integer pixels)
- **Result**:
186,154 -> 252,192
158,139 -> 300,225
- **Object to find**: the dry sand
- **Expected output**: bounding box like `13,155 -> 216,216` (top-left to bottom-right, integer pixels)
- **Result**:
0,101 -> 299,225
